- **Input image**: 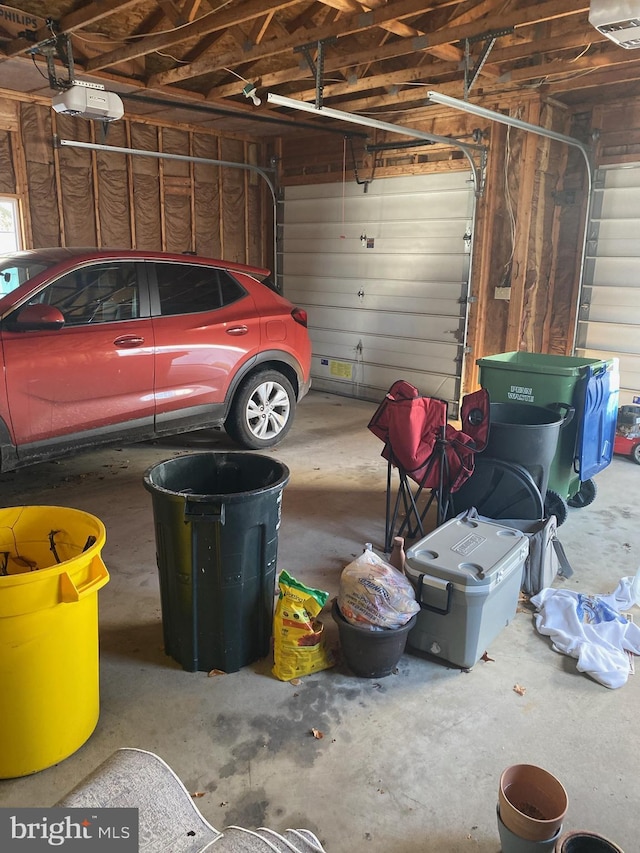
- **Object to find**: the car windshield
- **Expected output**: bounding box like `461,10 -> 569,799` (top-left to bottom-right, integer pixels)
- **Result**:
0,257 -> 52,296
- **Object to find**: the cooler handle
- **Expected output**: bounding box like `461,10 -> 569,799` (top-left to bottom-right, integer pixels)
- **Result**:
416,573 -> 453,615
184,499 -> 226,524
60,556 -> 110,602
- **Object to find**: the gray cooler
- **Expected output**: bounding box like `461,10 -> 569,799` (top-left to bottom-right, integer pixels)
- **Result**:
405,517 -> 529,668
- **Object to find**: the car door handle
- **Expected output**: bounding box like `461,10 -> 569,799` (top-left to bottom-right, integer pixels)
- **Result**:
114,335 -> 145,348
226,325 -> 249,336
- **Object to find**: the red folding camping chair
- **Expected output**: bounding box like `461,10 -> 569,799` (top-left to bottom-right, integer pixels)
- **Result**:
368,381 -> 488,551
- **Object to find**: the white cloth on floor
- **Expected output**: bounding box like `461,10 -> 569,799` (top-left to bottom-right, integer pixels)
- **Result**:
531,573 -> 640,689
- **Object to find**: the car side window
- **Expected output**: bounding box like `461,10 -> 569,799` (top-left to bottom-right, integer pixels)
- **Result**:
38,262 -> 140,326
154,262 -> 246,316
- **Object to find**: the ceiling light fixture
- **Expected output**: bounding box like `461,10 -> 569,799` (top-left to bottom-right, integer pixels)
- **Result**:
242,82 -> 261,106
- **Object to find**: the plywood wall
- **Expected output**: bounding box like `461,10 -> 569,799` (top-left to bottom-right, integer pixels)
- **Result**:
0,94 -> 270,269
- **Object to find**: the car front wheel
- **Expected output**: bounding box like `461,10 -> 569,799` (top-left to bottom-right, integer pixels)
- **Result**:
225,370 -> 295,449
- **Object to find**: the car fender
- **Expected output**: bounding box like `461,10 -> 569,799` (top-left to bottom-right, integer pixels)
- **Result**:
223,350 -> 307,416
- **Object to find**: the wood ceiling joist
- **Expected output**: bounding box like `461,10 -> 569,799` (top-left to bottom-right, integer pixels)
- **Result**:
149,0 -> 464,87
84,0 -> 301,72
291,26 -> 609,104
3,0 -> 142,58
204,0 -> 589,103
150,0 -> 588,93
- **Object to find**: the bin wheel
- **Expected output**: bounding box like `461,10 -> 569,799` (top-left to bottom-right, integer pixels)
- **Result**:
544,490 -> 569,526
225,369 -> 295,449
567,478 -> 597,509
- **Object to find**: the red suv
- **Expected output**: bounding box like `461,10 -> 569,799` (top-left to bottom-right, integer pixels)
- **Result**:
0,248 -> 311,470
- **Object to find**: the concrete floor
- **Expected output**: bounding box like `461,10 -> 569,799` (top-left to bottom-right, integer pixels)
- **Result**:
0,390 -> 638,852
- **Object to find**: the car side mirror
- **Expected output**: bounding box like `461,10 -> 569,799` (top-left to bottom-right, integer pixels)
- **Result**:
10,304 -> 66,331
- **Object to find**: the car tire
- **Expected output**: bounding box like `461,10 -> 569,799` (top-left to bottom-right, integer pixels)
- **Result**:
225,370 -> 295,449
633,442 -> 640,465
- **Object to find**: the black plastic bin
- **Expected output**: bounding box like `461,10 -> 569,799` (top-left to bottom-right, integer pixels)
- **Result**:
484,402 -> 572,501
143,452 -> 290,673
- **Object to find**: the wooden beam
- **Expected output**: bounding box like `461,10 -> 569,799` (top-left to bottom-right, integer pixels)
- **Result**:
155,0 -> 587,90
85,0 -> 301,72
149,0 -> 465,86
4,0 -> 142,58
263,27 -> 605,105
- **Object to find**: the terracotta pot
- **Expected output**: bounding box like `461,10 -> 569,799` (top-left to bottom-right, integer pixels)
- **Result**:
554,831 -> 624,852
499,764 -> 568,842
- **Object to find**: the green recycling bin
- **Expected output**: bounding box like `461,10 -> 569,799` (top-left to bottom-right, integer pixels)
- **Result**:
477,352 -> 619,513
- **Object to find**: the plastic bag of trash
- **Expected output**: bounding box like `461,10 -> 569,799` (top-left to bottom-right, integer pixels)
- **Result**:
337,546 -> 420,630
272,570 -> 335,681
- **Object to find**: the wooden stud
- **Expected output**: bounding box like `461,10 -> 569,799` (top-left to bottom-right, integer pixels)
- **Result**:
13,110 -> 33,248
159,126 -> 167,251
90,121 -> 102,248
51,112 -> 67,248
125,119 -> 137,248
189,130 -> 196,253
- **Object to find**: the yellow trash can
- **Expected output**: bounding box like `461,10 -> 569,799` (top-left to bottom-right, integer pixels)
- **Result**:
0,505 -> 109,778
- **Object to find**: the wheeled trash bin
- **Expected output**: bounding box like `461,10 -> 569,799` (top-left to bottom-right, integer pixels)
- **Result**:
144,451 -> 290,673
477,352 -> 619,522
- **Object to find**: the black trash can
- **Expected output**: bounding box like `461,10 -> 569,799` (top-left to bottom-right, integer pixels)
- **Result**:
143,452 -> 290,673
484,402 -> 570,501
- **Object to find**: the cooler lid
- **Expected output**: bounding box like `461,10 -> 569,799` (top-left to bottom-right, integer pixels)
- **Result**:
405,517 -> 528,587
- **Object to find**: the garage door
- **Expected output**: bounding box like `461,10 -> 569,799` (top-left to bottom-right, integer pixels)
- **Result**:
579,165 -> 640,405
281,171 -> 475,414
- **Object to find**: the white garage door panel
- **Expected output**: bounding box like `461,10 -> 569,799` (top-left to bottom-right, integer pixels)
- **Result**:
310,305 -> 462,341
579,286 -> 640,324
310,356 -> 459,404
578,320 -> 638,352
586,256 -> 640,282
285,219 -> 465,241
288,290 -> 462,316
283,253 -> 468,282
597,188 -> 640,218
313,329 -> 459,372
284,235 -> 465,255
287,278 -> 464,304
579,164 -> 640,405
282,172 -> 474,410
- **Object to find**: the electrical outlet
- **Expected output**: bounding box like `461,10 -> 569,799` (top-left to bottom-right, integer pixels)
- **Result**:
495,286 -> 511,300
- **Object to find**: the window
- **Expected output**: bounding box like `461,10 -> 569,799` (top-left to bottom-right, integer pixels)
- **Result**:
0,197 -> 22,254
154,262 -> 246,316
38,262 -> 141,326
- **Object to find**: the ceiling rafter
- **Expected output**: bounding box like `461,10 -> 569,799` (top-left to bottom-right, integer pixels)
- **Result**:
83,0 -> 301,72
204,0 -> 588,102
149,0 -> 464,87
0,1 -> 635,139
149,0 -> 587,91
3,0 -> 142,58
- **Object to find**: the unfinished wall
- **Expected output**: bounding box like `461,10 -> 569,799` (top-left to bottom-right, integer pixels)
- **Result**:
0,92 -> 271,268
276,94 -> 586,394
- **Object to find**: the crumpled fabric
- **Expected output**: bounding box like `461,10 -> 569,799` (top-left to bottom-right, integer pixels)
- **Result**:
531,574 -> 640,689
